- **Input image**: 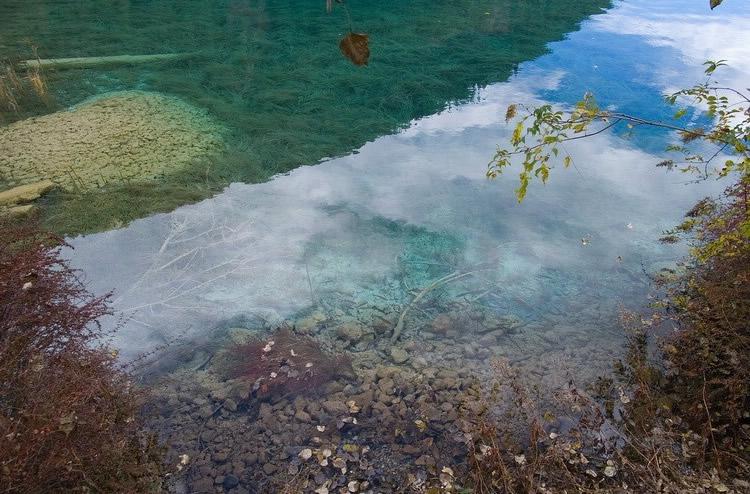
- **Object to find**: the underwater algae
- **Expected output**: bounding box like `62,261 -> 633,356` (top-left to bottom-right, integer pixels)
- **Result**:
0,90 -> 226,191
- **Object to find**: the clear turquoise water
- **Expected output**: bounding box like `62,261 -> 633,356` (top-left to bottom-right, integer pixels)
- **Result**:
62,0 -> 749,368
1,0 -> 610,234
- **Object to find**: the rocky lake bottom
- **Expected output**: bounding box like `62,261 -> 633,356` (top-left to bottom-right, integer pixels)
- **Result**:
141,266 -> 647,493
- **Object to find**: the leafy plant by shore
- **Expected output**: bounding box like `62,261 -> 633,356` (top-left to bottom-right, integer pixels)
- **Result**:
476,52 -> 749,492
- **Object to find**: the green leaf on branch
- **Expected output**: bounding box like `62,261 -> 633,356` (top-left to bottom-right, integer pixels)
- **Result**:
703,59 -> 727,74
512,121 -> 524,145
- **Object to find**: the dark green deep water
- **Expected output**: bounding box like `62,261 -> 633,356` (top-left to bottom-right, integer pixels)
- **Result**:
1,0 -> 607,233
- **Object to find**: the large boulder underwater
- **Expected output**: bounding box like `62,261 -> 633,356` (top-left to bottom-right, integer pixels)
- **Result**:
0,90 -> 226,192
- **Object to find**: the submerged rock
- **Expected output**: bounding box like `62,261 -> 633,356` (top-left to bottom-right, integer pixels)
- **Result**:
389,347 -> 409,364
223,474 -> 240,489
0,91 -> 225,191
336,322 -> 366,345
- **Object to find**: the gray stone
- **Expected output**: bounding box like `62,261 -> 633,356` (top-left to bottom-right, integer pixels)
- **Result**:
390,347 -> 409,364
336,322 -> 366,344
224,398 -> 238,412
322,400 -> 348,415
191,478 -> 214,493
223,474 -> 240,489
213,450 -> 229,464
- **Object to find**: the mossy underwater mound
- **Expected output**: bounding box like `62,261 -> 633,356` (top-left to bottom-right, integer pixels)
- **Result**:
0,90 -> 226,191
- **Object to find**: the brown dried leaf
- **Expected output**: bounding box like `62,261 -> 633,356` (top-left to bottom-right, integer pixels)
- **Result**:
340,32 -> 370,66
505,104 -> 517,122
679,128 -> 704,143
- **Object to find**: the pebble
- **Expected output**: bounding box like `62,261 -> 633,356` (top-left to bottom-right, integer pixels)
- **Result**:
224,398 -> 238,412
390,347 -> 409,364
322,400 -> 348,415
192,478 -> 214,492
337,322 -> 366,344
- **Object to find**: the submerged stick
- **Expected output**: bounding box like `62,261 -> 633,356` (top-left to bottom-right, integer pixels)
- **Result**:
17,52 -> 198,71
391,270 -> 475,344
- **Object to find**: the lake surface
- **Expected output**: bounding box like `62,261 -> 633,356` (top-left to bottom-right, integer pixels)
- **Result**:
3,0 -> 749,491
57,0 -> 748,365
1,0 -> 608,233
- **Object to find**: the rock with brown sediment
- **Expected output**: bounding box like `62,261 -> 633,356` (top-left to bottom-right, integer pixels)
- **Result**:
0,90 -> 226,192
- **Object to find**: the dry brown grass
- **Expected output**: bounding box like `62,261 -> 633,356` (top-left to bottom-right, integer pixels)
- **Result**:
0,51 -> 51,122
0,221 -> 163,493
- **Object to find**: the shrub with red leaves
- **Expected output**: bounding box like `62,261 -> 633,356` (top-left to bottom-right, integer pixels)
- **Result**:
0,222 -> 162,493
219,327 -> 353,400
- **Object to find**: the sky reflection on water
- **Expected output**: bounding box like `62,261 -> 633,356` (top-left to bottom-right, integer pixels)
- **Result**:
66,0 -> 747,371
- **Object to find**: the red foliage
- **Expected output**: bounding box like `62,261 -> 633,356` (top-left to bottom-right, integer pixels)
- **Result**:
219,327 -> 352,399
0,222 -> 162,493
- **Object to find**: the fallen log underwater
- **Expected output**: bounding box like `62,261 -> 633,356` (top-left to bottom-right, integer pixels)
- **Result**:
17,52 -> 199,71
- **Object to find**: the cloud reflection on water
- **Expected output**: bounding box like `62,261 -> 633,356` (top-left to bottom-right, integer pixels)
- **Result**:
65,0 -> 744,369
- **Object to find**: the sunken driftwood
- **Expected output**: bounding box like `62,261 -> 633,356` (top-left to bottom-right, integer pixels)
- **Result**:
17,53 -> 198,71
391,270 -> 476,344
0,180 -> 55,207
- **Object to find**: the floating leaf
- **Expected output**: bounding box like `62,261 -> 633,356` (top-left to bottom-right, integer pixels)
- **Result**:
340,32 -> 370,66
